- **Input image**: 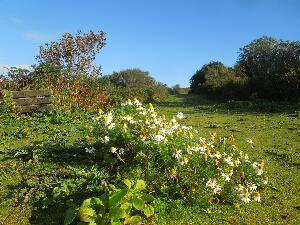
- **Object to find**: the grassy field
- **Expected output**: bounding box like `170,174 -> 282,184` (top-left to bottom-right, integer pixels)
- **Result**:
1,93 -> 299,225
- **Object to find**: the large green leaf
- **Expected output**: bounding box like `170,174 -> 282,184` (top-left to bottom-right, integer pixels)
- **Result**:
64,207 -> 79,225
143,205 -> 154,217
132,197 -> 144,210
135,180 -> 146,190
81,197 -> 103,208
129,215 -> 141,224
123,179 -> 132,188
110,207 -> 126,220
78,207 -> 96,223
111,221 -> 122,225
141,193 -> 155,202
109,189 -> 128,207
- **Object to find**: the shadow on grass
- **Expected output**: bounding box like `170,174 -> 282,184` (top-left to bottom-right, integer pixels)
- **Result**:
158,93 -> 300,114
2,141 -> 120,225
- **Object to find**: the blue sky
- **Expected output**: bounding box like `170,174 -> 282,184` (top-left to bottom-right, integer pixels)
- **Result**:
0,0 -> 299,87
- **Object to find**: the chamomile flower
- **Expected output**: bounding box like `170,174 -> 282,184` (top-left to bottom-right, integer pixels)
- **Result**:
176,112 -> 184,119
85,147 -> 96,154
101,136 -> 110,143
253,192 -> 261,202
173,149 -> 182,159
110,147 -> 117,154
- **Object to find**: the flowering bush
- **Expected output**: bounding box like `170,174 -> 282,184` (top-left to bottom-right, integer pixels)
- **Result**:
89,99 -> 268,204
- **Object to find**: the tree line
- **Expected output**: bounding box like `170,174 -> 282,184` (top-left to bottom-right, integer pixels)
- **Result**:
190,36 -> 300,100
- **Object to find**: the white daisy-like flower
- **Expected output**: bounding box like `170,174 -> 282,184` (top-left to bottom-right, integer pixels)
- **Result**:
199,137 -> 206,143
110,147 -> 117,154
224,156 -> 234,166
133,98 -> 141,106
256,169 -> 263,176
180,157 -> 189,166
101,136 -> 110,143
246,138 -> 254,145
152,134 -> 164,143
107,123 -> 115,130
85,147 -> 96,154
176,112 -> 184,119
173,149 -> 182,159
235,184 -> 244,192
221,173 -> 231,182
241,194 -> 251,203
253,192 -> 261,202
103,112 -> 113,126
248,183 -> 257,191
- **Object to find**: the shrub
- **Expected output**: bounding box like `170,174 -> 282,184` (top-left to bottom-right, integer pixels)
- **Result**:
65,179 -> 155,225
89,99 -> 268,204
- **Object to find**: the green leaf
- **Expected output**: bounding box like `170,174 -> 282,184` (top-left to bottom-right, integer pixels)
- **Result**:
120,202 -> 132,215
132,197 -> 145,210
110,207 -> 126,219
135,180 -> 146,191
81,197 -> 103,208
64,207 -> 79,225
123,179 -> 132,188
141,193 -> 155,202
130,215 -> 141,224
143,205 -> 154,217
109,189 -> 127,207
111,221 -> 122,225
78,207 -> 96,223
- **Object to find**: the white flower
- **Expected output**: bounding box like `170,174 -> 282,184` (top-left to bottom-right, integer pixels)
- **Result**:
173,149 -> 182,159
103,113 -> 113,126
253,192 -> 261,202
176,112 -> 184,119
149,124 -> 157,129
206,178 -> 222,194
153,134 -> 164,143
180,157 -> 189,166
224,156 -> 234,166
108,123 -> 115,130
248,183 -> 257,191
139,111 -> 147,116
199,137 -> 206,143
221,173 -> 231,182
110,147 -> 117,154
235,184 -> 244,192
256,169 -> 263,176
212,185 -> 222,195
133,98 -> 141,106
246,138 -> 254,145
85,147 -> 96,154
119,148 -> 124,155
122,116 -> 133,123
206,178 -> 217,188
262,179 -> 268,185
241,194 -> 251,203
171,117 -> 177,123
101,136 -> 110,143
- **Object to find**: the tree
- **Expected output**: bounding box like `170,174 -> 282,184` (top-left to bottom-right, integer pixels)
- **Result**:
189,61 -> 232,91
109,69 -> 159,87
237,36 -> 300,98
37,30 -> 106,77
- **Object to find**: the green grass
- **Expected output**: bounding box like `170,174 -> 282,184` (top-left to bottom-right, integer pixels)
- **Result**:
1,93 -> 300,225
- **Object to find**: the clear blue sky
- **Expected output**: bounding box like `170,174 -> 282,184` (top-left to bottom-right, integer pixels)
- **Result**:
0,0 -> 299,87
